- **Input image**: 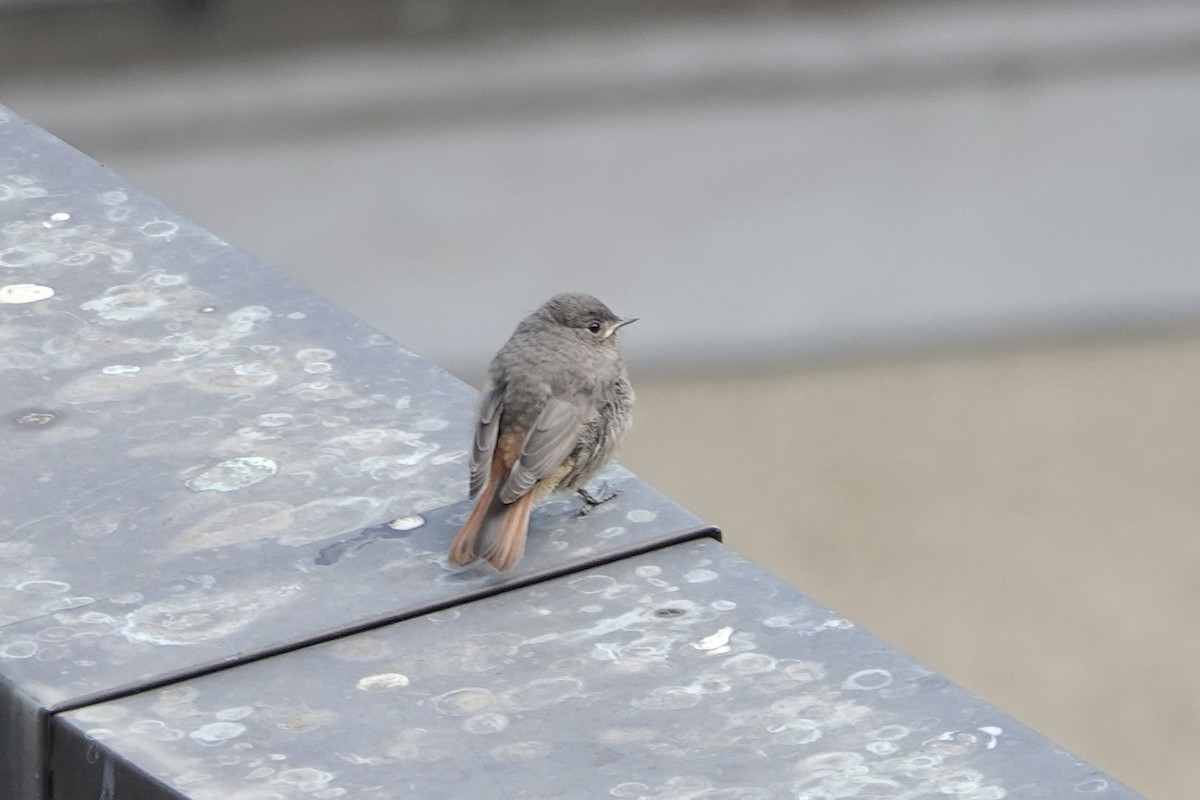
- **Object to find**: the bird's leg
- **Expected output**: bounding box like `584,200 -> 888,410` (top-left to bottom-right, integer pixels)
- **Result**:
576,483 -> 620,516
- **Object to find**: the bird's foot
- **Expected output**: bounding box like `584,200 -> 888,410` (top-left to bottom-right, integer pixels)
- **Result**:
576,484 -> 620,516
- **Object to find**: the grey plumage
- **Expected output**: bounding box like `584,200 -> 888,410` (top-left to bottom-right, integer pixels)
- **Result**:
449,293 -> 636,572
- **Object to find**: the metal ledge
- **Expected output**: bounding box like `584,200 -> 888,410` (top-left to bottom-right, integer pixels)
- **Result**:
52,539 -> 1139,800
0,105 -> 715,799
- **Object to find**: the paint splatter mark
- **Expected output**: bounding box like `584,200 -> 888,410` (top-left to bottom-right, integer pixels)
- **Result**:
357,673 -> 411,691
691,626 -> 734,653
13,410 -> 58,428
0,284 -> 54,303
978,726 -> 1003,748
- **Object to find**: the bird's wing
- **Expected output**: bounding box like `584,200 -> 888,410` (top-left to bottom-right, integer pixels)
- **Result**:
469,381 -> 505,499
499,396 -> 588,504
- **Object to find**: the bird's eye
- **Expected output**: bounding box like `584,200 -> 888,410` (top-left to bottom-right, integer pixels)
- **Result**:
586,321 -> 603,333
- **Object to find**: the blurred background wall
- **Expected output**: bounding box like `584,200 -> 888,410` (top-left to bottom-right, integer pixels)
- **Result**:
4,1 -> 1199,796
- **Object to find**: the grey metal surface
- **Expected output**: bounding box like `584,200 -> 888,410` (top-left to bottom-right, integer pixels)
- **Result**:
52,539 -> 1140,800
0,105 -> 714,799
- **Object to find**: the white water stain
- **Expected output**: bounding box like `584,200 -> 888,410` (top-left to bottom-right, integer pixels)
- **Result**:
16,579 -> 71,594
120,585 -> 301,645
277,496 -> 389,546
433,687 -> 501,716
489,741 -> 551,762
127,720 -> 185,741
139,219 -> 180,240
842,668 -> 894,691
189,722 -> 245,745
172,501 -> 294,552
81,285 -> 170,321
215,706 -> 255,721
0,641 -> 37,659
69,704 -> 129,724
0,246 -> 55,268
276,768 -> 334,791
502,677 -> 583,710
462,712 -> 509,734
184,457 -> 278,492
295,348 -> 336,362
684,568 -> 719,583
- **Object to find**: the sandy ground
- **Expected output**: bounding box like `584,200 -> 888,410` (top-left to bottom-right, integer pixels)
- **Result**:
620,333 -> 1200,800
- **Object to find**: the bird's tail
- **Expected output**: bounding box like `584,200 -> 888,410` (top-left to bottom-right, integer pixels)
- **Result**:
448,462 -> 534,572
481,491 -> 534,572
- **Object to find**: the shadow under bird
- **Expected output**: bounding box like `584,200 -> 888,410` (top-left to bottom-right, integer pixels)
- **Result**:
448,293 -> 637,571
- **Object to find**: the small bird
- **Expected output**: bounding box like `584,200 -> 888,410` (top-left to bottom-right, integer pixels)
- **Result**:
448,293 -> 637,572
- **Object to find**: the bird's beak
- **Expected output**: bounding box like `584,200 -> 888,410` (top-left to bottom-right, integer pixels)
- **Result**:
604,317 -> 638,339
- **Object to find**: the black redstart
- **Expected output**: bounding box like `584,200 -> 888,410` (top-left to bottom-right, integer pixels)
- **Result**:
448,293 -> 637,572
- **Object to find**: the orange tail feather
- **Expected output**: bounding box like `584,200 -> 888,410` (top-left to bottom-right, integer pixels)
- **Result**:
448,460 -> 503,566
484,490 -> 534,572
